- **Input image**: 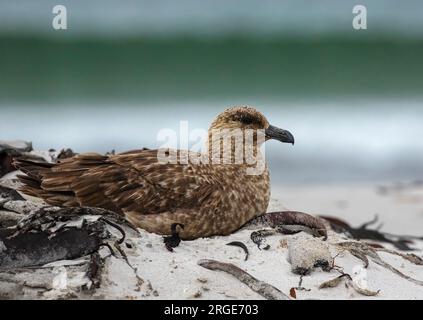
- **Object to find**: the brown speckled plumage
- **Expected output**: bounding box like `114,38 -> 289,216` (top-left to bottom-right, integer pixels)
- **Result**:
15,106 -> 294,239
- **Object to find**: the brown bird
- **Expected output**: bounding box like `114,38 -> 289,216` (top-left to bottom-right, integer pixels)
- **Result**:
15,106 -> 294,241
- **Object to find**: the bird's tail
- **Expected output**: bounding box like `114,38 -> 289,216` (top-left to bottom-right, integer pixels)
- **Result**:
14,158 -> 54,198
13,158 -> 79,206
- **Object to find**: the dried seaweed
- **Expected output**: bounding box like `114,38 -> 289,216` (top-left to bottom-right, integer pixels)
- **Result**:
337,241 -> 423,287
198,259 -> 289,300
56,148 -> 76,160
245,211 -> 327,249
321,215 -> 420,251
348,280 -> 380,296
0,197 -> 131,269
376,249 -> 423,265
319,273 -> 379,296
85,252 -> 103,290
319,274 -> 351,289
226,241 -> 249,261
250,229 -> 273,250
348,248 -> 370,268
0,186 -> 25,203
0,140 -> 33,177
247,211 -> 327,238
292,275 -> 311,293
0,214 -> 108,269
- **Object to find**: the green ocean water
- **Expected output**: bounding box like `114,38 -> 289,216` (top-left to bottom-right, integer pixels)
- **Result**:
1,32 -> 422,184
1,1 -> 422,184
1,36 -> 423,104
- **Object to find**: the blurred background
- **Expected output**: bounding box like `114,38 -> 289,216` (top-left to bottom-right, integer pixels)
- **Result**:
1,0 -> 422,186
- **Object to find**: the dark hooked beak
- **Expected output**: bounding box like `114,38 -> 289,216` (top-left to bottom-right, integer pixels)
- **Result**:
265,125 -> 295,145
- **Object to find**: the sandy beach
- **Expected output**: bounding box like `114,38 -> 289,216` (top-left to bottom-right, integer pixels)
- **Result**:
2,0 -> 423,304
2,173 -> 422,300
274,184 -> 423,236
101,183 -> 423,300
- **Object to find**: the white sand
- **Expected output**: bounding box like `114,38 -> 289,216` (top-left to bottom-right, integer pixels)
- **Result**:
91,183 -> 423,300
2,176 -> 423,300
274,184 -> 423,236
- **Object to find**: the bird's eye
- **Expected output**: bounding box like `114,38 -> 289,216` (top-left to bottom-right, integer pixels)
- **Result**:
234,114 -> 254,125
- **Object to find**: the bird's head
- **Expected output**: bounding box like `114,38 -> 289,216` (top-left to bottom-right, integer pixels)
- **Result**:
209,106 -> 295,145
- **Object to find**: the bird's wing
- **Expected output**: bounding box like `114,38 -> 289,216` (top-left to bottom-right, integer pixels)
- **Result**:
38,149 -> 225,215
103,149 -> 222,214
